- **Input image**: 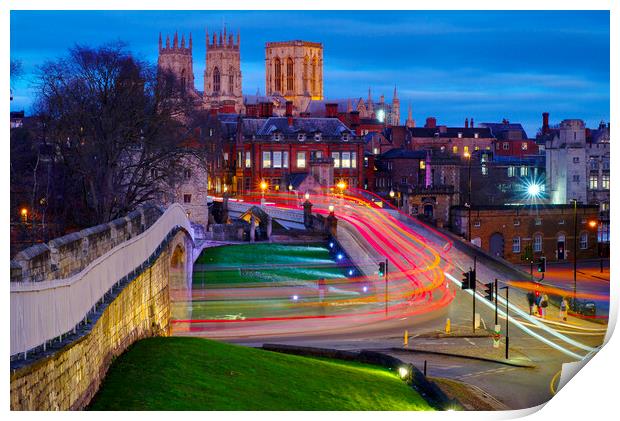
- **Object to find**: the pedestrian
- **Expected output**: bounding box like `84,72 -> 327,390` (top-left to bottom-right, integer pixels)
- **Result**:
535,293 -> 543,317
559,297 -> 569,321
540,293 -> 549,319
526,291 -> 536,315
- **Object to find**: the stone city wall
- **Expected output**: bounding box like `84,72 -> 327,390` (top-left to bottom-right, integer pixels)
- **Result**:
11,205 -> 163,283
10,229 -> 188,410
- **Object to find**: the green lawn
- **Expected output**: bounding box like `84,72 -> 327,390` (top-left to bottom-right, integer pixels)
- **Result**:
88,337 -> 433,411
193,243 -> 348,286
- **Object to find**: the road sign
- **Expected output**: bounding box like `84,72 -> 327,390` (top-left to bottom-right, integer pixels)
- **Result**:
493,324 -> 501,348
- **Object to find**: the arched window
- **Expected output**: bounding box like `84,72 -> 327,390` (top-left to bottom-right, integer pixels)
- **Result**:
287,58 -> 294,92
303,56 -> 309,93
312,56 -> 318,95
181,69 -> 186,94
228,66 -> 234,93
274,58 -> 282,92
213,67 -> 220,93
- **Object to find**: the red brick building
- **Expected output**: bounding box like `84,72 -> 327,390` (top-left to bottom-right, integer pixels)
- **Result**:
450,204 -> 600,263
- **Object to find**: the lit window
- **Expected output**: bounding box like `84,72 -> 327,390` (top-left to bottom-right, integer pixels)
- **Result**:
464,146 -> 469,154
341,152 -> 351,168
474,220 -> 481,228
521,142 -> 528,150
351,152 -> 357,168
420,160 -> 426,170
298,133 -> 306,142
481,164 -> 488,176
373,147 -> 379,155
283,151 -> 289,168
512,237 -> 521,253
580,232 -> 588,249
332,152 -> 340,168
457,132 -> 463,139
474,146 -> 480,151
520,166 -> 528,177
514,219 -> 520,226
452,146 -> 458,154
245,151 -> 251,168
602,174 -> 610,189
273,151 -> 282,168
297,151 -> 306,168
474,133 -> 479,139
507,166 -> 515,177
589,175 -> 598,189
262,151 -> 271,168
535,218 -> 542,225
342,133 -> 350,141
534,234 -> 543,252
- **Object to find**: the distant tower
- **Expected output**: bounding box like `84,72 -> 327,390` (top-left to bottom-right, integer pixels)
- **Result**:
367,87 -> 374,117
405,103 -> 415,128
265,40 -> 323,111
158,31 -> 195,96
391,86 -> 400,125
204,27 -> 243,113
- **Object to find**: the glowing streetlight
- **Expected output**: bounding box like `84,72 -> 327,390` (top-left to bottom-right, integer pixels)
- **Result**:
336,180 -> 347,191
389,189 -> 395,198
463,151 -> 471,159
304,192 -> 310,201
588,220 -> 597,229
398,366 -> 410,379
526,182 -> 543,198
328,204 -> 335,214
259,180 -> 267,192
20,208 -> 28,222
223,184 -> 228,193
288,184 -> 293,192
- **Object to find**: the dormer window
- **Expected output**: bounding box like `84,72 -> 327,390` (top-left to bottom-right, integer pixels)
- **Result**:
342,132 -> 350,142
314,133 -> 322,142
457,132 -> 463,139
273,133 -> 282,141
474,133 -> 479,139
298,133 -> 306,142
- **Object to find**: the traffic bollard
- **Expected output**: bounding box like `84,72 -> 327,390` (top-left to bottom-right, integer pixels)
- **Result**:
404,329 -> 408,348
445,318 -> 451,334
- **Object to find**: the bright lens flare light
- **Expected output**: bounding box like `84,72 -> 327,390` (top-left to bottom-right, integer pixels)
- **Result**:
398,366 -> 409,379
526,183 -> 543,198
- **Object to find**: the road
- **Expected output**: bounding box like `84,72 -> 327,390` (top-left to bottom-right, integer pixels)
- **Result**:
172,189 -> 608,410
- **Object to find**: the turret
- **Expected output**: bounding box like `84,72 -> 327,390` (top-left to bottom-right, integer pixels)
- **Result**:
181,34 -> 185,48
173,31 -> 178,48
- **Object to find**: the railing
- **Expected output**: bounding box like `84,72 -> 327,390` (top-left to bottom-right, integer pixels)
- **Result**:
227,201 -> 305,223
10,204 -> 193,357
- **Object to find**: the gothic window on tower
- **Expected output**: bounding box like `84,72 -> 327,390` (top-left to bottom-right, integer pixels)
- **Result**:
287,58 -> 294,92
213,67 -> 220,93
312,56 -> 318,95
229,67 -> 234,93
274,58 -> 282,92
303,56 -> 309,93
181,69 -> 186,94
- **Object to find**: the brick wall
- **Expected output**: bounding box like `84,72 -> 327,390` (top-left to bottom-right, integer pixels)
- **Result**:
9,230 -> 188,410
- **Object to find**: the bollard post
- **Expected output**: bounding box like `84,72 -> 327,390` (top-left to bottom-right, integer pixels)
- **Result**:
445,318 -> 451,334
404,330 -> 408,348
423,360 -> 427,377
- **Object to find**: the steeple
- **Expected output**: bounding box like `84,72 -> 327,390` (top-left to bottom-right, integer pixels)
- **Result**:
367,87 -> 373,114
181,34 -> 185,48
173,31 -> 178,48
406,103 -> 415,128
393,85 -> 398,101
166,34 -> 170,48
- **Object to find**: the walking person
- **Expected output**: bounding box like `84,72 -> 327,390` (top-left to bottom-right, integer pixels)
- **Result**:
526,291 -> 536,315
535,293 -> 543,317
540,293 -> 549,319
559,297 -> 569,321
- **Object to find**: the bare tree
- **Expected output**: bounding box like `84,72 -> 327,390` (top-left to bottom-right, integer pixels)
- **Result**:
33,42 -> 198,226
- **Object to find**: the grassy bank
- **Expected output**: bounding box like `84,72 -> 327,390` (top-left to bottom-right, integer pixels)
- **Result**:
193,243 -> 348,286
89,337 -> 432,411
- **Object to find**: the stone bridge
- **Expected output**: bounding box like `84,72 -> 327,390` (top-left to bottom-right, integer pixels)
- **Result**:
10,203 -> 196,410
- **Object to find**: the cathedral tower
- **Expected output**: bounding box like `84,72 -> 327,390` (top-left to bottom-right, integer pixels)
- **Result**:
391,86 -> 400,126
157,32 -> 195,96
204,27 -> 243,113
265,40 -> 323,112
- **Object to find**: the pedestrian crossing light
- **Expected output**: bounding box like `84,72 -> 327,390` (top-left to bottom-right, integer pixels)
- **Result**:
378,262 -> 386,277
484,282 -> 494,301
461,271 -> 471,290
537,257 -> 546,273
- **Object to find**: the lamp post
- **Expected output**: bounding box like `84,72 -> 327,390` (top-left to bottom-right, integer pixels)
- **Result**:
260,180 -> 267,206
571,199 -> 578,302
389,189 -> 395,207
464,151 -> 472,242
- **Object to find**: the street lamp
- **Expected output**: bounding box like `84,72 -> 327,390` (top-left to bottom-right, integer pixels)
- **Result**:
464,152 -> 472,242
20,207 -> 28,223
304,192 -> 310,201
328,204 -> 335,214
260,180 -> 268,206
526,182 -> 543,199
570,199 -> 578,302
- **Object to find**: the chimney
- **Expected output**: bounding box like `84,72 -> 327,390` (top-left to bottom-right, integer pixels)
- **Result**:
465,118 -> 469,128
285,101 -> 293,126
542,112 -> 550,134
325,103 -> 338,118
425,117 -> 437,129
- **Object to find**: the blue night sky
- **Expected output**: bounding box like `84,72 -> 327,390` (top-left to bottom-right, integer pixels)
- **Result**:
10,10 -> 609,137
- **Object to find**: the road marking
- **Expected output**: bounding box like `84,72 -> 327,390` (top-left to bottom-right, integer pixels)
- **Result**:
550,369 -> 562,395
445,272 -> 589,360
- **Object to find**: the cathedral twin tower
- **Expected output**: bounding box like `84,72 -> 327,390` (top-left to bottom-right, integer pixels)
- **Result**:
158,28 -> 243,112
157,28 -> 325,114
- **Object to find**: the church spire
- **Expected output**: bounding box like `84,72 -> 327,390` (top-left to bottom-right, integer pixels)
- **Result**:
406,103 -> 415,128
393,85 -> 398,101
173,31 -> 178,48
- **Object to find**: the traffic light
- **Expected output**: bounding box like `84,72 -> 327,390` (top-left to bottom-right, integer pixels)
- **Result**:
378,262 -> 385,277
484,282 -> 494,301
470,269 -> 476,288
461,271 -> 472,290
537,257 -> 546,273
